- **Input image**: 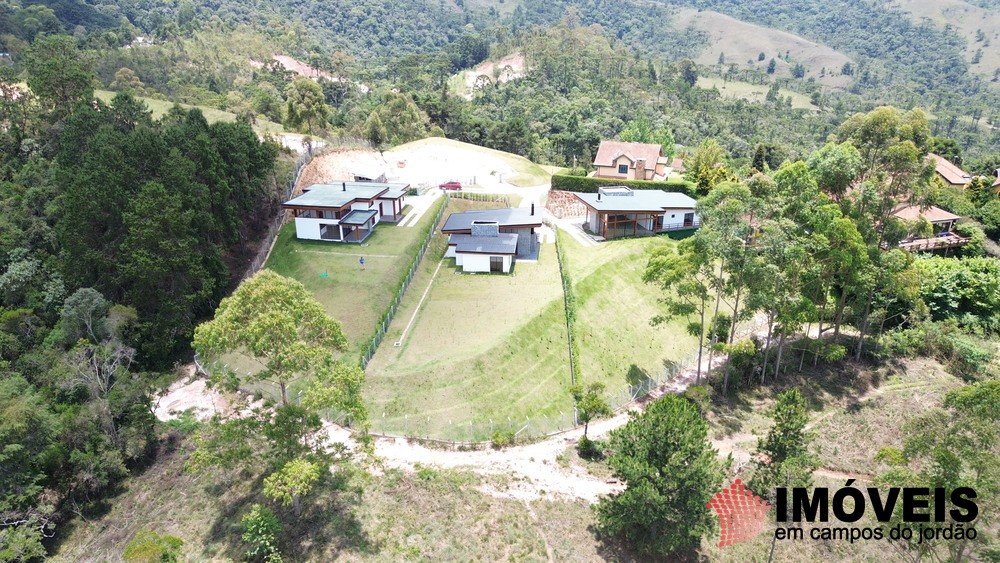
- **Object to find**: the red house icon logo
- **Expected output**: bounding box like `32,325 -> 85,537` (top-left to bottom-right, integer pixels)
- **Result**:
706,479 -> 771,546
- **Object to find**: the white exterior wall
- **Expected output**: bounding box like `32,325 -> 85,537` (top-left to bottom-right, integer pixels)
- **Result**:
294,217 -> 339,241
456,253 -> 512,273
460,253 -> 490,272
588,209 -> 600,233
445,245 -> 457,258
350,201 -> 380,223
376,196 -> 405,220
661,207 -> 699,229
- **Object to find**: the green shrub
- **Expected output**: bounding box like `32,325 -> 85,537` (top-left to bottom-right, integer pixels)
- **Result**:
123,530 -> 184,562
682,384 -> 713,413
878,321 -> 997,380
415,464 -> 438,481
821,344 -> 848,362
162,410 -> 201,436
241,504 -> 282,562
955,222 -> 986,257
576,435 -> 604,460
551,174 -> 694,196
490,429 -> 516,448
948,336 -> 995,381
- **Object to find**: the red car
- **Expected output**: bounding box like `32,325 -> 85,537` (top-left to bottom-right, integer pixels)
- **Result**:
439,181 -> 462,191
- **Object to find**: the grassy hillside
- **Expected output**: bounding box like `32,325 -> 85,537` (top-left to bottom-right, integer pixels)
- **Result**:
696,76 -> 816,110
365,199 -> 572,440
94,90 -> 285,134
675,8 -> 854,89
52,357 -> 972,562
561,234 -> 703,394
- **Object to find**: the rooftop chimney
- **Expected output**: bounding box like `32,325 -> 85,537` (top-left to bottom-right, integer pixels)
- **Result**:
471,220 -> 500,237
597,191 -> 602,201
342,182 -> 346,191
531,203 -> 535,215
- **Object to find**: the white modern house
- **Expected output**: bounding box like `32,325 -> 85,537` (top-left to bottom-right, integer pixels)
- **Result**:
442,206 -> 543,273
447,227 -> 519,273
282,182 -> 408,242
573,186 -> 699,240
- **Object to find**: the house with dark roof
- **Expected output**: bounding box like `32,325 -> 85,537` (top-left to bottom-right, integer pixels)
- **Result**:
442,205 -> 542,257
890,204 -> 967,252
447,227 -> 519,273
592,141 -> 669,181
282,182 -> 408,242
930,154 -> 972,187
574,187 -> 698,240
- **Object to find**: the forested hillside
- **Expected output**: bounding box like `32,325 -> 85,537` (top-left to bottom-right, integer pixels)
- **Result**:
0,33 -> 285,557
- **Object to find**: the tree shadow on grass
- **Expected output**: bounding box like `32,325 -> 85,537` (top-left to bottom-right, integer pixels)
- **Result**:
281,468 -> 378,560
202,466 -> 377,561
200,472 -> 267,560
703,347 -> 902,438
626,363 -> 655,398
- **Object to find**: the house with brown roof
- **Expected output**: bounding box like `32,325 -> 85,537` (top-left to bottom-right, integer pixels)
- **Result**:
592,141 -> 670,181
930,154 -> 972,187
991,168 -> 1000,194
890,204 -> 967,252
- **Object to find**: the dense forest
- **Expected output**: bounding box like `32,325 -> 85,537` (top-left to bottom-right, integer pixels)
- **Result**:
0,32 -> 284,557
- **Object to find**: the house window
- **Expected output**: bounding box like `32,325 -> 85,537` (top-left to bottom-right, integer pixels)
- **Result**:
618,164 -> 629,174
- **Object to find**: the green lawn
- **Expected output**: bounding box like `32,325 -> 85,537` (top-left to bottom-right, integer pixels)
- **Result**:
560,233 -> 702,396
95,90 -> 285,134
264,200 -> 444,357
365,199 -> 572,440
208,203 -> 443,398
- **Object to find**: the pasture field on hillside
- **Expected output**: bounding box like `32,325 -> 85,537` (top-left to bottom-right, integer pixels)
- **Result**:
674,8 -> 854,89
696,77 -> 816,110
560,234 -> 703,395
95,90 -> 285,134
365,199 -> 572,440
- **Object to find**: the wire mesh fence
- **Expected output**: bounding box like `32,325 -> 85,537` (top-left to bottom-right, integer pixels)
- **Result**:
199,318 -> 766,447
446,191 -> 515,205
359,196 -> 447,369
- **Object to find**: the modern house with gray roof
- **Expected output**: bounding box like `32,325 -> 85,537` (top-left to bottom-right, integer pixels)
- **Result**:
442,205 -> 542,258
442,205 -> 543,273
574,186 -> 699,240
282,182 -> 408,242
